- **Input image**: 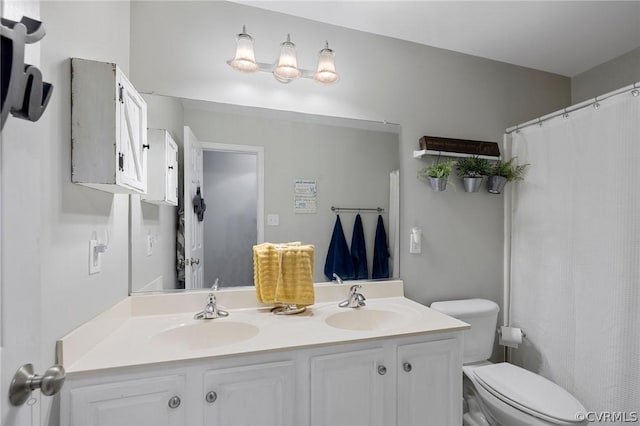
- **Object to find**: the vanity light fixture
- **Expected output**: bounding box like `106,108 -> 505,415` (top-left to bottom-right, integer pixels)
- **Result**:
227,26 -> 339,84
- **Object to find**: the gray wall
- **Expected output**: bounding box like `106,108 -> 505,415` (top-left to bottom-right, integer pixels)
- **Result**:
184,108 -> 399,283
572,47 -> 640,103
38,2 -> 130,424
131,1 -> 571,308
203,151 -> 257,287
130,95 -> 183,292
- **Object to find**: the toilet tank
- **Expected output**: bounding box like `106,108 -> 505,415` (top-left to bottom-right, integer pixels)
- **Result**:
430,299 -> 499,364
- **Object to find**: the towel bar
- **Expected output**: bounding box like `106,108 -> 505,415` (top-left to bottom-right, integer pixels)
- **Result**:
331,206 -> 384,213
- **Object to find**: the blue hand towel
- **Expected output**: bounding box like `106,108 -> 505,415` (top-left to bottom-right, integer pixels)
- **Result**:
351,214 -> 368,279
372,215 -> 389,279
324,215 -> 355,281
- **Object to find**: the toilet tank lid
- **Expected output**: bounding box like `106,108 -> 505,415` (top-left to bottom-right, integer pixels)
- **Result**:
430,299 -> 499,317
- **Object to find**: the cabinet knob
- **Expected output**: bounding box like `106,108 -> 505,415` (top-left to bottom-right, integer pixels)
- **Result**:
205,391 -> 218,404
377,365 -> 387,375
168,396 -> 181,409
403,362 -> 412,372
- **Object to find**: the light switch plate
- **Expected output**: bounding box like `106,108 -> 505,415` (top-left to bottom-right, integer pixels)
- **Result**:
267,214 -> 279,226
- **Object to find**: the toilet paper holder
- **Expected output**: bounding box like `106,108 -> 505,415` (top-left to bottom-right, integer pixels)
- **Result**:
496,327 -> 526,338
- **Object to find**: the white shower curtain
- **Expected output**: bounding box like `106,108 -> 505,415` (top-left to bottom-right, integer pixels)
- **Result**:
509,89 -> 639,415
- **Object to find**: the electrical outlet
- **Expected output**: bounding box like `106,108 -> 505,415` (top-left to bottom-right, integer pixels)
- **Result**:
89,239 -> 101,274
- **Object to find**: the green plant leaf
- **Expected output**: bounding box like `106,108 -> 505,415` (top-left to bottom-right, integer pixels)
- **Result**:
489,157 -> 530,181
419,159 -> 456,178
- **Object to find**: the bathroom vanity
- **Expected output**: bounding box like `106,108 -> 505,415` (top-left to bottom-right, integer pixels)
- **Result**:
57,281 -> 468,426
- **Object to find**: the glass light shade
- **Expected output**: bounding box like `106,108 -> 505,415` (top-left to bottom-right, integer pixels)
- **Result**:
314,43 -> 338,84
273,35 -> 301,81
228,29 -> 259,73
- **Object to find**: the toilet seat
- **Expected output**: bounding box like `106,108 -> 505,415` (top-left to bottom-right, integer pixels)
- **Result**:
471,363 -> 585,425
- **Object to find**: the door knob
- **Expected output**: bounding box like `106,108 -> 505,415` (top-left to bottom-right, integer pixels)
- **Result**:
9,364 -> 66,406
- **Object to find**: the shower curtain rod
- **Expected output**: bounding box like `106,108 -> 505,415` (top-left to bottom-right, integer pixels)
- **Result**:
505,81 -> 640,135
331,206 -> 384,213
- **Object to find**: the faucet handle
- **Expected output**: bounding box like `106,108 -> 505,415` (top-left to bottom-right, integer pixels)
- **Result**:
207,293 -> 216,304
349,284 -> 362,294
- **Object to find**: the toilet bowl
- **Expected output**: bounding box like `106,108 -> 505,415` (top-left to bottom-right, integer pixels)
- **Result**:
431,299 -> 586,426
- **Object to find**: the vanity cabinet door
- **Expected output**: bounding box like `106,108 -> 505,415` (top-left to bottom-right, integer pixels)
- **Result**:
396,338 -> 462,426
71,57 -> 147,194
310,347 -> 390,426
203,360 -> 296,426
142,129 -> 179,205
67,374 -> 185,426
116,71 -> 148,193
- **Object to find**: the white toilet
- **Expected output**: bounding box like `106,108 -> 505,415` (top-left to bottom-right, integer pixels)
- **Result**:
430,299 -> 586,426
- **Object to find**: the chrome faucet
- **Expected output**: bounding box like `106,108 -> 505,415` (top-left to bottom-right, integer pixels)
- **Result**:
194,292 -> 229,320
332,273 -> 343,284
338,284 -> 366,308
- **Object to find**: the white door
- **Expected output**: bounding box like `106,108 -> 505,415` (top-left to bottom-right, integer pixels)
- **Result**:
1,2 -> 47,424
396,339 -> 462,426
310,347 -> 390,426
165,136 -> 178,205
183,126 -> 204,289
116,72 -> 147,193
67,375 -> 185,426
204,361 -> 296,426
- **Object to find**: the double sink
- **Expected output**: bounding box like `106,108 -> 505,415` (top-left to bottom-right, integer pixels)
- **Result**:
58,280 -> 469,373
150,298 -> 423,351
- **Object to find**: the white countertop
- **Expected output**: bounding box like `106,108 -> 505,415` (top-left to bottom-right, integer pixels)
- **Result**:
57,280 -> 469,374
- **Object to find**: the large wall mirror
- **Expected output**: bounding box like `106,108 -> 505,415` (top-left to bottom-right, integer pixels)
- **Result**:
130,95 -> 400,294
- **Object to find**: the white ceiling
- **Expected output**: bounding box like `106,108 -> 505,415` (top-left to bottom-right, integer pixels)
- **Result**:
235,1 -> 640,77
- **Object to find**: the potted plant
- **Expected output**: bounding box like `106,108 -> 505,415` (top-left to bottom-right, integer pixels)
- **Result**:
419,160 -> 456,192
487,157 -> 530,194
456,156 -> 492,192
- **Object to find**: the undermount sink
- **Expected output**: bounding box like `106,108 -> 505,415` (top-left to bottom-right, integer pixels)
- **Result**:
150,321 -> 259,350
325,308 -> 413,331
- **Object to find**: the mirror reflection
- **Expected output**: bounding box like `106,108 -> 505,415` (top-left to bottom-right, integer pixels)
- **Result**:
130,95 -> 400,293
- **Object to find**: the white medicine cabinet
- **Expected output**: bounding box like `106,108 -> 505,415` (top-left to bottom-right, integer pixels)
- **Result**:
142,129 -> 178,206
71,58 -> 148,194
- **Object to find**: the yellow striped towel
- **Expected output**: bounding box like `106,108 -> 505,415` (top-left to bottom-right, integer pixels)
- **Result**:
275,244 -> 315,306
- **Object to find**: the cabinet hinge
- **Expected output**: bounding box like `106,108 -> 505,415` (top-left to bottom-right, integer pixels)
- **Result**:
118,152 -> 125,172
118,84 -> 124,104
